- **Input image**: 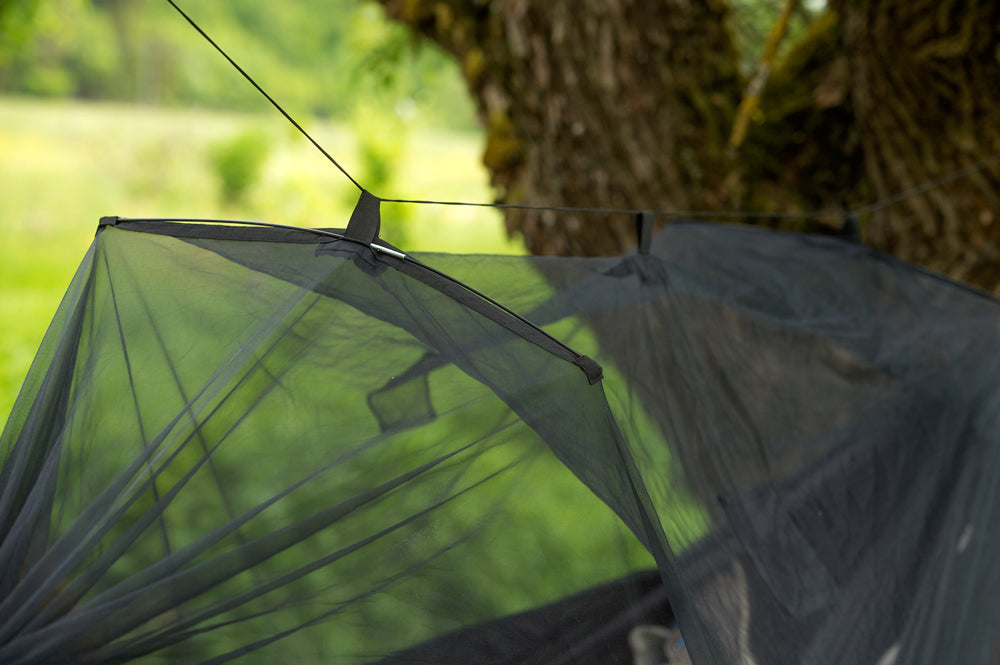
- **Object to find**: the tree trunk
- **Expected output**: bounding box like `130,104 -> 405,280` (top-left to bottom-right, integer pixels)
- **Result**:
376,0 -> 744,256
374,0 -> 1000,293
834,0 -> 1000,289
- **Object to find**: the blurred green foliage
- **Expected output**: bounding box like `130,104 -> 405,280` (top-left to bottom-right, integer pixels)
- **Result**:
0,0 -> 40,58
210,129 -> 272,203
0,0 -> 477,129
731,0 -> 826,72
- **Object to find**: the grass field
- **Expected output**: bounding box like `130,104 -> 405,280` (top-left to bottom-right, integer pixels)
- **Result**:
0,96 -> 519,431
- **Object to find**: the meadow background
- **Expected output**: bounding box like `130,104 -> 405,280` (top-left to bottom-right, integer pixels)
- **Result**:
0,0 -> 524,431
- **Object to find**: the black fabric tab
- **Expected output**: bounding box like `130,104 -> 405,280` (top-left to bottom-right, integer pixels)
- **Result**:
367,353 -> 439,432
344,190 -> 381,245
98,216 -> 120,227
636,211 -> 653,254
838,213 -> 861,243
576,356 -> 604,384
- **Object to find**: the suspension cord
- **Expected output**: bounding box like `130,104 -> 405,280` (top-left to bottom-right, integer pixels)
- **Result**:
165,0 -> 363,192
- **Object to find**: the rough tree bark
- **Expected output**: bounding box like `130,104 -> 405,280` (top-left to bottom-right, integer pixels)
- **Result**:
835,0 -> 1000,288
375,0 -> 1000,293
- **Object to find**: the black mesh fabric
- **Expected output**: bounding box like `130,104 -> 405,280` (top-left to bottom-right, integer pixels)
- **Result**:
2,212 -> 998,665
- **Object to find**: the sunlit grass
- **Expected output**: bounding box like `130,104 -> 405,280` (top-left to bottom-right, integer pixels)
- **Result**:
0,96 -> 520,430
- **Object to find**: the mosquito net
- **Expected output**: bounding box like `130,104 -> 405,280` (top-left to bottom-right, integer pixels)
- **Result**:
1,198 -> 997,665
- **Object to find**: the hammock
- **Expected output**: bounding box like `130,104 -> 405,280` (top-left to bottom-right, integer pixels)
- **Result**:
2,194 -> 997,664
